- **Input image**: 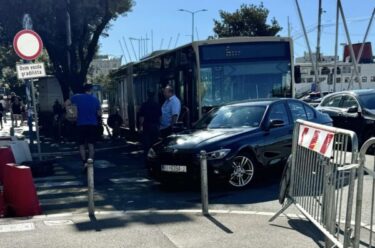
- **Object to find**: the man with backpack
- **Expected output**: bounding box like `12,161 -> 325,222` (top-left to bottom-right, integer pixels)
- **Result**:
66,84 -> 101,171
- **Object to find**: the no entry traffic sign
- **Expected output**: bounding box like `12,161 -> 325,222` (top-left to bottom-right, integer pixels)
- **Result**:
13,30 -> 43,61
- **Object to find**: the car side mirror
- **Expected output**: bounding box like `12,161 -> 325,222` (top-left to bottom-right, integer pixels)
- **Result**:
347,106 -> 358,114
269,119 -> 285,129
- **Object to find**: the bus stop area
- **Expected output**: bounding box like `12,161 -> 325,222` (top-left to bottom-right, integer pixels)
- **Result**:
1,119 -> 375,247
0,117 -> 328,248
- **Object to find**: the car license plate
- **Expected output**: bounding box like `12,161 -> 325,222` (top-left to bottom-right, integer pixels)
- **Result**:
161,165 -> 187,173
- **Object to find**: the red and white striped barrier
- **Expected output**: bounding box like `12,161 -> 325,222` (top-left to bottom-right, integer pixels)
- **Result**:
298,124 -> 335,158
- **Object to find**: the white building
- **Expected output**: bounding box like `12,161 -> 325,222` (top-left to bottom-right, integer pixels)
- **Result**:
295,61 -> 375,95
89,55 -> 122,79
295,52 -> 339,64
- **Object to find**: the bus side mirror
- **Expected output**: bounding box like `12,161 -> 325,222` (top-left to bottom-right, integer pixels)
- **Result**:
294,66 -> 301,84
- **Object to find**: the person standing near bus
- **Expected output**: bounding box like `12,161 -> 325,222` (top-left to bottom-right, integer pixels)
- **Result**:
160,85 -> 181,138
67,84 -> 101,171
0,95 -> 4,129
0,96 -> 9,123
11,96 -> 22,127
139,90 -> 162,153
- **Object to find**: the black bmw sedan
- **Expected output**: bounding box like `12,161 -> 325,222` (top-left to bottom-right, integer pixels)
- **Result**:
316,89 -> 375,145
147,99 -> 332,188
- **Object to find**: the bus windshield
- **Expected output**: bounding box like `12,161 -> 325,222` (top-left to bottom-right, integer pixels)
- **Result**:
199,42 -> 292,106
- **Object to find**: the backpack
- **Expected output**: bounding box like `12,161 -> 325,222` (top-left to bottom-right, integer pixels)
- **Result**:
65,104 -> 77,122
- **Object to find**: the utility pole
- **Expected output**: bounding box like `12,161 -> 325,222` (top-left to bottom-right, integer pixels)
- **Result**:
288,16 -> 291,37
316,0 -> 323,64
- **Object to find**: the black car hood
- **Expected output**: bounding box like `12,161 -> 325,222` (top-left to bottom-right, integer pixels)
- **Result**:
160,128 -> 257,150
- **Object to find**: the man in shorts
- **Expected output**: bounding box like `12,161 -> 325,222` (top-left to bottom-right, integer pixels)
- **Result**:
69,84 -> 101,170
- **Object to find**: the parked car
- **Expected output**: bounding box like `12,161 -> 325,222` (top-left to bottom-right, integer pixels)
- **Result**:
316,89 -> 375,145
300,91 -> 333,107
147,99 -> 332,188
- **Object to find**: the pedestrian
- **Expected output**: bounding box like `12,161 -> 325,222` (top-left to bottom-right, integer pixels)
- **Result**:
1,95 -> 8,124
66,84 -> 101,171
107,107 -> 123,140
160,85 -> 181,138
0,95 -> 4,129
53,99 -> 64,141
11,97 -> 22,127
139,90 -> 162,153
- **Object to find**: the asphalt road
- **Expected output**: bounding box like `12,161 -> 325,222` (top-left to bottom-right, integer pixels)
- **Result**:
34,145 -> 291,215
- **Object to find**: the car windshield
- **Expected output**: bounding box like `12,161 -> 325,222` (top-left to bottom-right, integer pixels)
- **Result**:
194,105 -> 266,129
359,94 -> 375,109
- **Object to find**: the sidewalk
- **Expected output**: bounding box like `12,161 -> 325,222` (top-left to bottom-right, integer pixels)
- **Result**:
0,211 -> 324,248
0,113 -> 133,157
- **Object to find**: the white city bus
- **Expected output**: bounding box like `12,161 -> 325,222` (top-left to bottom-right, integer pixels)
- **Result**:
110,37 -> 295,134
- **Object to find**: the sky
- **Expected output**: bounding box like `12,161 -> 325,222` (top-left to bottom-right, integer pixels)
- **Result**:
99,0 -> 375,64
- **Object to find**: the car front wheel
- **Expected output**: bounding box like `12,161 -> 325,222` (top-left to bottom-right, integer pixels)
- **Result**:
229,154 -> 257,188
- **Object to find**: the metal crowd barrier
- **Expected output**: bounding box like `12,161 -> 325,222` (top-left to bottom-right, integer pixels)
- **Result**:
270,119 -> 359,248
353,137 -> 375,248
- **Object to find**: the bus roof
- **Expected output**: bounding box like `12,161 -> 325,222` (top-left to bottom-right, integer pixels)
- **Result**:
111,36 -> 292,77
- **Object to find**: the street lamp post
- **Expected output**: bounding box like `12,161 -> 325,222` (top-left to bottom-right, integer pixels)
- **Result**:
178,9 -> 207,42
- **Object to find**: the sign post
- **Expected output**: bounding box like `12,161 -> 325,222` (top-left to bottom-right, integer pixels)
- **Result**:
13,23 -> 44,160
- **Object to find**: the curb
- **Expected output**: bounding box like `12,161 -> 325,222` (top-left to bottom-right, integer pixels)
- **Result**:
0,209 -> 307,223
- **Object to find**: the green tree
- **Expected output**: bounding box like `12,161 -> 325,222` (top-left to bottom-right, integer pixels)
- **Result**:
0,0 -> 133,99
213,3 -> 282,38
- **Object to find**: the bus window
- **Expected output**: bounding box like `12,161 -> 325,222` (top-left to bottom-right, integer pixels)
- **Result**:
199,42 -> 292,106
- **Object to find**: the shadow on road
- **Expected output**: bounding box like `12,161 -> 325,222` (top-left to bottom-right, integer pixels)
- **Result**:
74,213 -> 193,232
270,218 -> 325,248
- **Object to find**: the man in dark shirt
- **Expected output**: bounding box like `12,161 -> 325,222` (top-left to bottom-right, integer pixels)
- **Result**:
139,90 -> 162,154
67,84 -> 101,169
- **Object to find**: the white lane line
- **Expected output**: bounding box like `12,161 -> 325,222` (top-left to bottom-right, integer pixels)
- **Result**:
31,145 -> 131,157
0,223 -> 35,233
0,209 -> 306,224
109,177 -> 151,184
35,181 -> 83,188
44,220 -> 74,226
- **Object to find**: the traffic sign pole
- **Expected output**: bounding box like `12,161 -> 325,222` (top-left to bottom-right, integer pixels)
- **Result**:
14,26 -> 44,160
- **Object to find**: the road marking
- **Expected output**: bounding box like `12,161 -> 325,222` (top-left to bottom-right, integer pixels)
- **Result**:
95,160 -> 116,169
0,223 -> 35,233
110,177 -> 151,184
35,181 -> 83,188
44,220 -> 74,226
31,145 -> 130,157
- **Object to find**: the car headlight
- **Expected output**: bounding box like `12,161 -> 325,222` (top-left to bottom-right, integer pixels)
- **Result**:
147,148 -> 157,159
206,149 -> 231,160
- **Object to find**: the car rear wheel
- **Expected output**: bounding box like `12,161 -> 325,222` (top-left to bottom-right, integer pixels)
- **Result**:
229,154 -> 256,188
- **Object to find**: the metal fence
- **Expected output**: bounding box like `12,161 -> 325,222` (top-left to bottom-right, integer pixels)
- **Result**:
354,138 -> 375,248
270,119 -> 359,248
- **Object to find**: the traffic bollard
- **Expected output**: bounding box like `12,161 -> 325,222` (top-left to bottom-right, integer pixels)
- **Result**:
87,159 -> 95,216
200,150 -> 209,216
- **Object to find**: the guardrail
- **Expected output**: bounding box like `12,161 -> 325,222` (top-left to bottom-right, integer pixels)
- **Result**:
270,119 -> 359,248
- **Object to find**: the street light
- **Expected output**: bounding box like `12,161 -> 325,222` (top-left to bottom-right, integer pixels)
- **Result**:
178,9 -> 207,42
